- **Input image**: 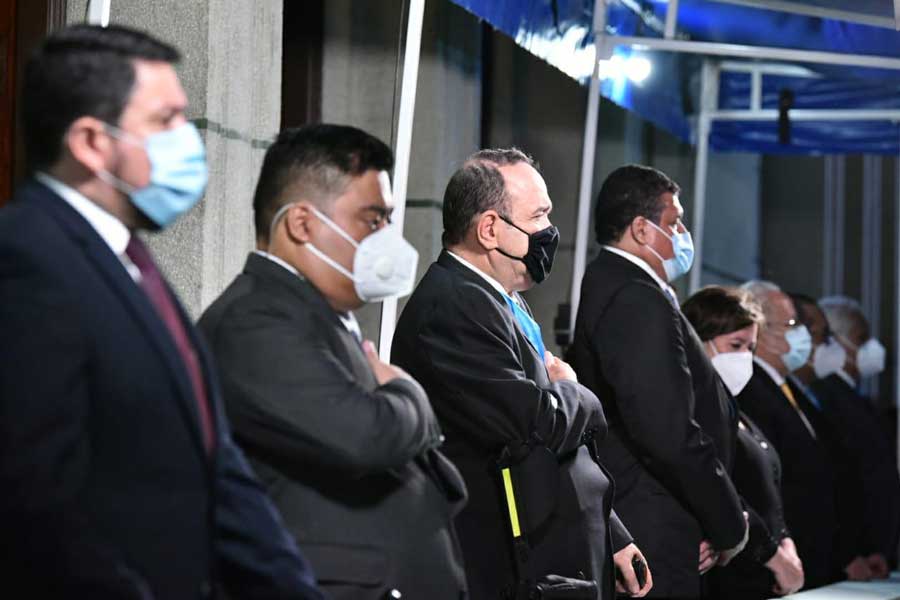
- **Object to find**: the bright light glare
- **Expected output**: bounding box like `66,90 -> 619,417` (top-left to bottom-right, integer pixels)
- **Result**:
624,57 -> 652,83
597,55 -> 652,83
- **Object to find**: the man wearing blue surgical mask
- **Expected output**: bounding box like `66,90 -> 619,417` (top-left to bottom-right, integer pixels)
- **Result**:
0,25 -> 321,598
198,124 -> 468,600
568,164 -> 748,599
738,281 -> 836,590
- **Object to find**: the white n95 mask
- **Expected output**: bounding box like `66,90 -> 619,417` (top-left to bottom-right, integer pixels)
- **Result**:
709,343 -> 754,396
812,338 -> 847,379
270,203 -> 418,303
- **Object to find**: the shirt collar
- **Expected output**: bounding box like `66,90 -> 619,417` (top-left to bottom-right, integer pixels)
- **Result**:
754,355 -> 786,386
447,250 -> 512,301
252,249 -> 302,278
836,368 -> 857,389
602,245 -> 672,294
36,172 -> 130,256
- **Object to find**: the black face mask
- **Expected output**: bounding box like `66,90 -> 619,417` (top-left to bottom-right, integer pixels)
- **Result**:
496,215 -> 560,284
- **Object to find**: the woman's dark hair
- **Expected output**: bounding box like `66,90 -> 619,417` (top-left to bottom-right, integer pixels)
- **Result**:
682,286 -> 765,342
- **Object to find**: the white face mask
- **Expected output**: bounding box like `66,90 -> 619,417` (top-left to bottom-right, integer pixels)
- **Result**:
812,338 -> 847,379
270,203 -> 419,303
855,338 -> 886,378
709,342 -> 754,396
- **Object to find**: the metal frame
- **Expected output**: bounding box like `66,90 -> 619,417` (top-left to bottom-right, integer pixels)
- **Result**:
709,0 -> 900,30
610,36 -> 900,71
688,60 -> 718,294
379,0 -> 426,361
568,0 -> 607,342
87,0 -> 110,26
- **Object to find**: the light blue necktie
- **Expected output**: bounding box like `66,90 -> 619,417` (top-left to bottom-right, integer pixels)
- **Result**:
504,295 -> 546,359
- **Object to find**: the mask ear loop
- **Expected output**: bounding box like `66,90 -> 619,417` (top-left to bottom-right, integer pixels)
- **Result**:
708,340 -> 719,356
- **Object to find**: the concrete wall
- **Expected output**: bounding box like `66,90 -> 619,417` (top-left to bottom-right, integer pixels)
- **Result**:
67,0 -> 281,319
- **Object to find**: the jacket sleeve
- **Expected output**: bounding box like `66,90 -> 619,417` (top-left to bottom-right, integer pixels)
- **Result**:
413,282 -> 602,455
205,299 -> 441,477
610,510 -> 635,553
593,282 -> 745,549
0,246 -> 152,598
213,425 -> 324,599
744,502 -> 781,564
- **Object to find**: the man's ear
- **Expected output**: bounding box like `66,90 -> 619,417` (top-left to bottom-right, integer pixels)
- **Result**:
283,202 -> 314,244
65,116 -> 114,175
628,215 -> 651,246
474,210 -> 502,251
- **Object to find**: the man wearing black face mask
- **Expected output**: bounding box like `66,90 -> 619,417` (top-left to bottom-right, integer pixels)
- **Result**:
393,149 -> 652,600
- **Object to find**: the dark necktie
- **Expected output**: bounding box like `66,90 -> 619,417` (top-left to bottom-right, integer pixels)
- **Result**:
125,236 -> 215,453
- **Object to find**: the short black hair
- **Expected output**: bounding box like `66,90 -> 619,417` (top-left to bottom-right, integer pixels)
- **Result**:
441,148 -> 538,246
22,24 -> 179,171
594,164 -> 680,245
253,124 -> 394,242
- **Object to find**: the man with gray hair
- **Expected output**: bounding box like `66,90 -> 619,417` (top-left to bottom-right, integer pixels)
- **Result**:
393,149 -> 651,599
812,296 -> 900,578
738,281 -> 836,589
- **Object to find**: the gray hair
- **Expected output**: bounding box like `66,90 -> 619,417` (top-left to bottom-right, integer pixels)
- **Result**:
740,280 -> 783,323
819,296 -> 864,340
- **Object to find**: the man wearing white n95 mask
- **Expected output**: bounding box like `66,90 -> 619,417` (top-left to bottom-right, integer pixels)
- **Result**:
813,296 -> 900,581
199,124 -> 468,600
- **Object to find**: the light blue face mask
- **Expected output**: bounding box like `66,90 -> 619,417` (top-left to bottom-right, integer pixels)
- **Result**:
99,122 -> 208,228
647,220 -> 695,282
782,325 -> 813,373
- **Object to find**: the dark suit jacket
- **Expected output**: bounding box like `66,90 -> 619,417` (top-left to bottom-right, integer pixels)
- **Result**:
198,252 -> 468,600
709,413 -> 789,600
736,365 -> 836,589
788,376 -> 866,577
567,250 -> 744,598
811,374 -> 900,563
392,251 -> 631,600
0,180 -> 321,599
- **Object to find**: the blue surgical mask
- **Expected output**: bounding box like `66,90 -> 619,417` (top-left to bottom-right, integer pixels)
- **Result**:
98,122 -> 208,228
782,325 -> 813,373
647,220 -> 695,282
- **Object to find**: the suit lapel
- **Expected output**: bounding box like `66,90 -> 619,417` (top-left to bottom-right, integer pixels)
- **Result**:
244,253 -> 376,387
33,187 -> 209,457
437,250 -> 545,364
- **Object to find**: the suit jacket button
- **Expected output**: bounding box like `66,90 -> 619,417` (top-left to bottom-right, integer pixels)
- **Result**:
199,580 -> 212,598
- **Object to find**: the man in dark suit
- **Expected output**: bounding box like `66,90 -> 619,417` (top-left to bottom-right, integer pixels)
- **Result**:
814,296 -> 900,578
0,25 -> 321,599
392,149 -> 651,600
789,294 -> 880,582
198,124 -> 468,600
738,281 -> 836,589
567,165 -> 747,599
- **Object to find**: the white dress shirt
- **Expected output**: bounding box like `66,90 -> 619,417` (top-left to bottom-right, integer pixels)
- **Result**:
36,172 -> 141,283
836,369 -> 857,389
252,249 -> 362,340
753,355 -> 786,386
602,245 -> 676,302
446,250 -> 517,303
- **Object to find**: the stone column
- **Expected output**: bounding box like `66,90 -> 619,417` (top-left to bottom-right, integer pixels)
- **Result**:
67,0 -> 282,318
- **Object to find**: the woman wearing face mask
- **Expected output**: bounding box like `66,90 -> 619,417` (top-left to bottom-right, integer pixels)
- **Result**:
682,287 -> 804,599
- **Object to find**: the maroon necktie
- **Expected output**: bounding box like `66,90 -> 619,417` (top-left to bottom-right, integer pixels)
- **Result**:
125,236 -> 215,454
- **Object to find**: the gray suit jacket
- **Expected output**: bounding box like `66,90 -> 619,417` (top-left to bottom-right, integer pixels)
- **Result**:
199,253 -> 468,600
